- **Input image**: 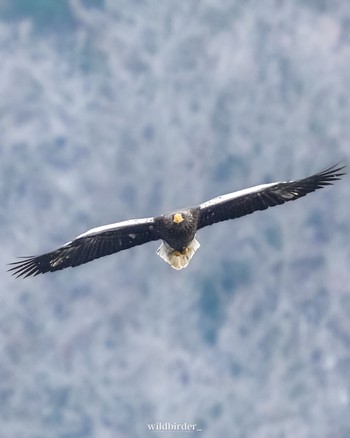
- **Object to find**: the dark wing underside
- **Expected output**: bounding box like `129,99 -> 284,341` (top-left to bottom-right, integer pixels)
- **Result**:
197,164 -> 345,230
9,218 -> 160,278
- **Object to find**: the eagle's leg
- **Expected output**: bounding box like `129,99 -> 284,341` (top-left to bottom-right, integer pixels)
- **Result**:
172,248 -> 189,257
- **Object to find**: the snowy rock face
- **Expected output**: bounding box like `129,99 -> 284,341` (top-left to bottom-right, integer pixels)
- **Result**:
1,1 -> 349,437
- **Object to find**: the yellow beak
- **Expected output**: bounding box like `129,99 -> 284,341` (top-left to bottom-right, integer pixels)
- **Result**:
173,213 -> 184,224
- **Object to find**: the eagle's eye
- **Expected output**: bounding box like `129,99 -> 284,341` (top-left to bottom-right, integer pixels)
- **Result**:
173,213 -> 184,224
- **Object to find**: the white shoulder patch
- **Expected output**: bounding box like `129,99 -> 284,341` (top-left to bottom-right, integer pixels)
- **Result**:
76,217 -> 154,239
199,181 -> 280,209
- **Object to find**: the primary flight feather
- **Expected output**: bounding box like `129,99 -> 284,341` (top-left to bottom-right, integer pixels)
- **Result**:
9,164 -> 345,277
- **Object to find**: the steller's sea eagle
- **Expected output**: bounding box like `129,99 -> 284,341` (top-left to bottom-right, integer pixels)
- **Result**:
9,164 -> 345,277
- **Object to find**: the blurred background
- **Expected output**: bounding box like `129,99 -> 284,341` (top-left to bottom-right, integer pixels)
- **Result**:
1,0 -> 349,437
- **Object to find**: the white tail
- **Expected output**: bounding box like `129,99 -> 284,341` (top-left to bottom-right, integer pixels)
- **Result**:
156,238 -> 200,270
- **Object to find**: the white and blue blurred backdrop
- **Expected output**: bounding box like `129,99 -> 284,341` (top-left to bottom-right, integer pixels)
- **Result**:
1,1 -> 349,437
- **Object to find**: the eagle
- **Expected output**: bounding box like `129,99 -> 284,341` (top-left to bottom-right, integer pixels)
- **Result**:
9,164 -> 345,278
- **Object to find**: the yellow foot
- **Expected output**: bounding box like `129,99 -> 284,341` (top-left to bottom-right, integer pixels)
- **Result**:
172,248 -> 189,257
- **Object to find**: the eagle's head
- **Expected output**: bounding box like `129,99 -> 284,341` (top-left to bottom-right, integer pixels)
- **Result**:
168,210 -> 197,229
161,210 -> 194,228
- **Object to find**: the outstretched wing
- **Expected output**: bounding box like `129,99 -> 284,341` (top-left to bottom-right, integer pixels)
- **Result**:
197,164 -> 345,230
9,217 -> 160,278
